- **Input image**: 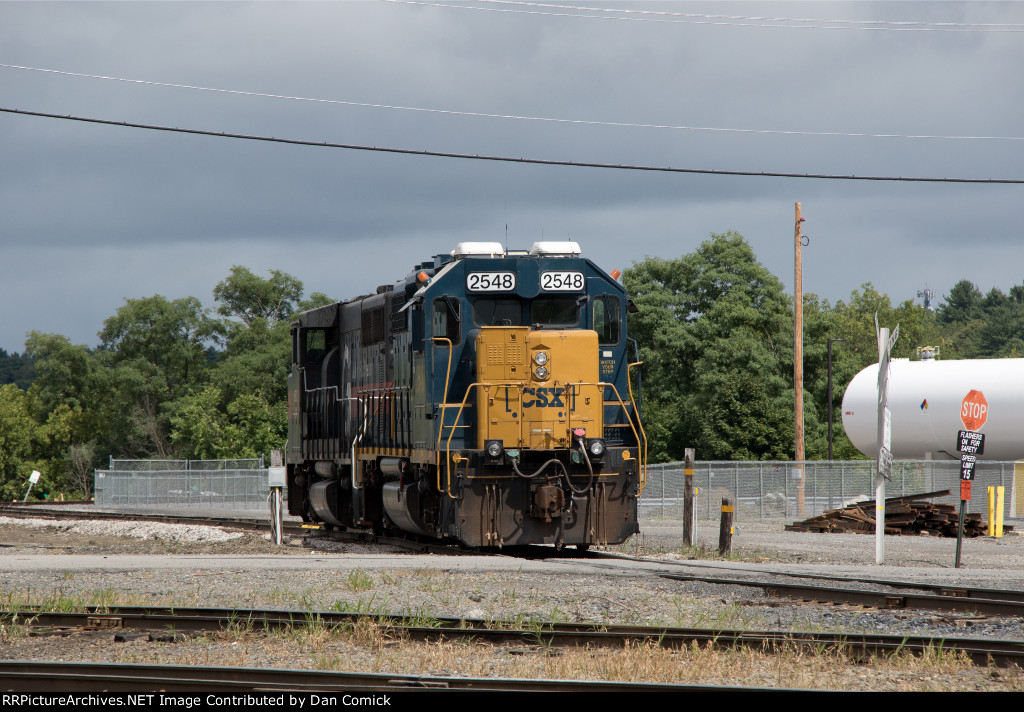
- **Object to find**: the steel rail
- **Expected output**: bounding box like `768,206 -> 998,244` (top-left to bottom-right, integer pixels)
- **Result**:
659,572 -> 1024,617
0,660 -> 753,693
586,550 -> 1024,609
633,554 -> 1024,603
5,605 -> 1024,667
0,503 -> 512,554
0,503 -> 293,533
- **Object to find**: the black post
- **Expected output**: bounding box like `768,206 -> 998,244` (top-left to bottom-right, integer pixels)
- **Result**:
719,497 -> 733,556
683,448 -> 695,548
955,498 -> 966,569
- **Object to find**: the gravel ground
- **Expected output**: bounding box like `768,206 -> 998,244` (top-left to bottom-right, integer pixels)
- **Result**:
2,510 -> 1024,691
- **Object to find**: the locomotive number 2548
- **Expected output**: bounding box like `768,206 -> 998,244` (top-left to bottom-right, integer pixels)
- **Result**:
540,271 -> 585,291
466,272 -> 517,291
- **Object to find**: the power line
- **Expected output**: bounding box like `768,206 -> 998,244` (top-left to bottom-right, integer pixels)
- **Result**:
3,63 -> 1022,143
389,0 -> 1024,32
3,106 -> 1022,184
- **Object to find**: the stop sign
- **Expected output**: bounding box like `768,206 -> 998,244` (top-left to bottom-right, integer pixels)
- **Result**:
960,390 -> 988,431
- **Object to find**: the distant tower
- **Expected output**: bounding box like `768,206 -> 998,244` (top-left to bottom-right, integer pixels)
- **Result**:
917,287 -> 935,310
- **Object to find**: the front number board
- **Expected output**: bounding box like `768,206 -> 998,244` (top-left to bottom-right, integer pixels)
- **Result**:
467,272 -> 517,291
540,271 -> 585,291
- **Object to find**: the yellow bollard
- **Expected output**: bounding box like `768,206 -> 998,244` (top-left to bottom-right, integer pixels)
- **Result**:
997,486 -> 1005,538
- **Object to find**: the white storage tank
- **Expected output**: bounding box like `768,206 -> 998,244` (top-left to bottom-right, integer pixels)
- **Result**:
841,358 -> 1024,461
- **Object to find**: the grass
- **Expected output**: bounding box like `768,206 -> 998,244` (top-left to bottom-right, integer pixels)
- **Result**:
4,586 -> 1021,691
0,586 -> 155,613
344,569 -> 374,592
328,595 -> 389,616
4,557 -> 1022,692
121,631 -> 1018,691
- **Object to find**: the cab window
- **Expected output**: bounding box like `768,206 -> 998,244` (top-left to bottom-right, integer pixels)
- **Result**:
473,298 -> 522,326
304,329 -> 327,362
592,296 -> 621,345
432,296 -> 461,345
531,297 -> 579,326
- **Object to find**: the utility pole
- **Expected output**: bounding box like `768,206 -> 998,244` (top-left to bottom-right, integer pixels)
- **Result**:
794,202 -> 805,514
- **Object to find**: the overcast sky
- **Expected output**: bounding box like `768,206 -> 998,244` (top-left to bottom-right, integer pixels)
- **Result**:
2,1 -> 1023,353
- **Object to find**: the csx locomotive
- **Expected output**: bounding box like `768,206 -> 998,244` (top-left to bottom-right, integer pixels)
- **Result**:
286,241 -> 645,548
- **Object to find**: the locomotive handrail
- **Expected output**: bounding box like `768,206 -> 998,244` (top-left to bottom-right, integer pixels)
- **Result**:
439,381 -> 523,498
299,369 -> 361,462
626,361 -> 648,494
351,390 -> 402,487
437,380 -> 647,497
600,381 -> 647,495
429,337 -> 454,495
351,393 -> 380,490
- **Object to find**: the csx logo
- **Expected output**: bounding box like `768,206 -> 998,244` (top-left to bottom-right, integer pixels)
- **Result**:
504,387 -> 573,410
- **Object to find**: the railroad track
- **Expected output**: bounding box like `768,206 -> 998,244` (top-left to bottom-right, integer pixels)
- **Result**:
6,503 -> 1024,616
0,660 -> 747,693
578,552 -> 1024,617
0,502 -> 584,556
660,571 -> 1024,617
5,604 -> 1024,667
0,503 -> 294,534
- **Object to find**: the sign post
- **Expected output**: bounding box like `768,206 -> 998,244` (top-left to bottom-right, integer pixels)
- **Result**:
23,470 -> 41,503
875,318 -> 898,565
268,449 -> 286,547
955,391 -> 988,569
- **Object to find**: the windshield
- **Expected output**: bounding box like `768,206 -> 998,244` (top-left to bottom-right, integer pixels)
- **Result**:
472,297 -> 579,327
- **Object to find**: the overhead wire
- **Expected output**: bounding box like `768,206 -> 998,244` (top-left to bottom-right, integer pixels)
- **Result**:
387,0 -> 1024,32
2,106 -> 1021,184
2,63 -> 1022,143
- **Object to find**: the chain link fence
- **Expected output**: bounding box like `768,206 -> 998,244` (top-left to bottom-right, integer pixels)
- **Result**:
640,459 -> 1021,524
94,456 -> 1020,524
95,457 -> 267,511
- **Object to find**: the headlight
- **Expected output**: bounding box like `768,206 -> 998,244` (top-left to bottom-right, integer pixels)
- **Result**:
534,365 -> 549,380
533,351 -> 549,366
485,440 -> 504,459
587,438 -> 606,458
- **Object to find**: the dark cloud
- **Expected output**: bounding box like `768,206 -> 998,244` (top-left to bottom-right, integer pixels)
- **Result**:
2,1 -> 1023,351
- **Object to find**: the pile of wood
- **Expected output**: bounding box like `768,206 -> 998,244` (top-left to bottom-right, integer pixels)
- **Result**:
785,489 -> 1009,538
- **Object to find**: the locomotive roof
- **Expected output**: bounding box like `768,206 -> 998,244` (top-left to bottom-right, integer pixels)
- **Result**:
294,241 -> 625,324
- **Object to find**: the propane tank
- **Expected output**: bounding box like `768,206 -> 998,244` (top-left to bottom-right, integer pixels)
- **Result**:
841,358 -> 1024,461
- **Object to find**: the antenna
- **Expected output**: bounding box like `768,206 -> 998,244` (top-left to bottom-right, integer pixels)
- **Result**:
917,287 -> 935,310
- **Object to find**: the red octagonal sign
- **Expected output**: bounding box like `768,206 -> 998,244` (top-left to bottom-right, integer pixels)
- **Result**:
961,390 -> 989,431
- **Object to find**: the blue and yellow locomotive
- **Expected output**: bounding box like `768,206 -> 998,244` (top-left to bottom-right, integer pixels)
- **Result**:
286,241 -> 645,548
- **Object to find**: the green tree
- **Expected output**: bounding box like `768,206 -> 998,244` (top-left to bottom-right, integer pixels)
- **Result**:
624,232 -> 801,461
937,280 -> 984,325
209,269 -> 332,405
0,384 -> 39,500
0,384 -> 73,500
97,295 -> 218,457
0,349 -> 35,389
23,332 -> 94,412
213,266 -> 304,328
169,385 -> 285,460
99,295 -> 217,400
975,284 -> 1024,358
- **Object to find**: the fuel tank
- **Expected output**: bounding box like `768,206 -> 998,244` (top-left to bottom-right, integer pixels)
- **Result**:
841,358 -> 1024,460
